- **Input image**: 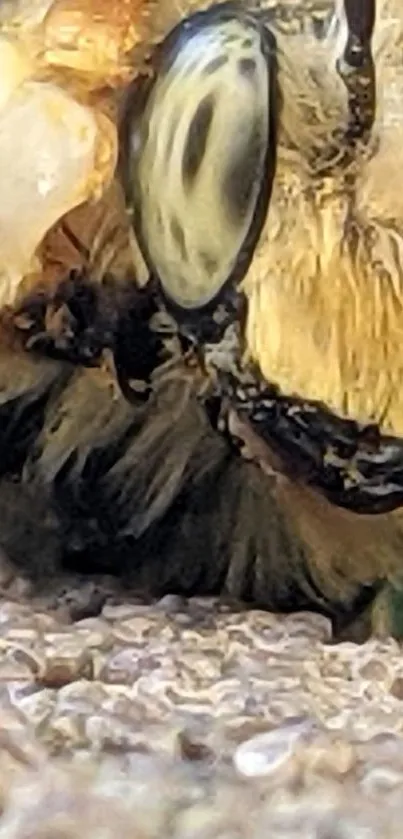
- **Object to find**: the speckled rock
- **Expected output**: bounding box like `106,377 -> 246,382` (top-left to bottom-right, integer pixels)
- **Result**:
0,574 -> 399,837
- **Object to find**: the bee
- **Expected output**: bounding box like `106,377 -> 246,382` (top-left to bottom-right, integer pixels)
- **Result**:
2,0 -> 403,638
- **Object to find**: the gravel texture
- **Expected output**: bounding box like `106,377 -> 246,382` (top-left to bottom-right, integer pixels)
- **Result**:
0,569 -> 401,838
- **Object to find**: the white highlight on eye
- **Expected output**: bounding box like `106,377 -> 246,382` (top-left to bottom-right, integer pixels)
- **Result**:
325,0 -> 350,71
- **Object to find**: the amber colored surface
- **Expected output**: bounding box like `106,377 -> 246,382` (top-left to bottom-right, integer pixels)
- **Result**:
42,0 -> 156,84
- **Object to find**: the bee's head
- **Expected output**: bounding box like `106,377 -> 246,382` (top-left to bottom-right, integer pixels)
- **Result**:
116,2 -> 403,516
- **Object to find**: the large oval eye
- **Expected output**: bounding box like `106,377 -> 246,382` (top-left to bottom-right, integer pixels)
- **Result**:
119,4 -> 278,311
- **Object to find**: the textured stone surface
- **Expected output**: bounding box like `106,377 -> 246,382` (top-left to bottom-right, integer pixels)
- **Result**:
0,575 -> 400,836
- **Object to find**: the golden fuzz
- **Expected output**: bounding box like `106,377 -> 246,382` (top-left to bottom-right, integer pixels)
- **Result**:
244,0 -> 403,435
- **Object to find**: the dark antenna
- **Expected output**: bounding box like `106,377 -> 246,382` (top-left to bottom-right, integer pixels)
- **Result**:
338,0 -> 376,151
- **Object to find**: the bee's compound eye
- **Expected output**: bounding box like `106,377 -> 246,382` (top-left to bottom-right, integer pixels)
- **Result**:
120,6 -> 278,311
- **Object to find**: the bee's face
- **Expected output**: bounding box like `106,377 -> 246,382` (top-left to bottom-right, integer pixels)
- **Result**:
117,1 -> 403,517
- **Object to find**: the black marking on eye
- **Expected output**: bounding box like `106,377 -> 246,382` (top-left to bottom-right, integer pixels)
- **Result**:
170,216 -> 187,261
198,250 -> 219,275
204,55 -> 228,75
222,117 -> 265,224
182,93 -> 215,188
242,38 -> 253,48
238,57 -> 257,80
